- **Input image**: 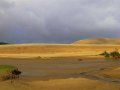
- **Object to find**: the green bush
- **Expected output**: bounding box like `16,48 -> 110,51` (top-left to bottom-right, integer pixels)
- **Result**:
110,51 -> 120,59
100,51 -> 110,58
100,50 -> 120,60
0,65 -> 16,72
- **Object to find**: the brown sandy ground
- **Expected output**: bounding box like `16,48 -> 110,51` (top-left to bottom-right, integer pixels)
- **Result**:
101,66 -> 120,79
0,77 -> 119,90
0,57 -> 119,90
29,78 -> 120,90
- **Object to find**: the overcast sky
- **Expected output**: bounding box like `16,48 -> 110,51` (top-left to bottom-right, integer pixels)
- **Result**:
0,0 -> 120,43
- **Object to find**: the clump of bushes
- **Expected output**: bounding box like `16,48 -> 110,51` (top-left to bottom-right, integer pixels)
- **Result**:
0,65 -> 21,81
100,49 -> 120,60
100,51 -> 110,58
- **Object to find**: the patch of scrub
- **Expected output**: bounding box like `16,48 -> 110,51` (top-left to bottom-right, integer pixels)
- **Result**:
0,65 -> 17,80
0,65 -> 16,72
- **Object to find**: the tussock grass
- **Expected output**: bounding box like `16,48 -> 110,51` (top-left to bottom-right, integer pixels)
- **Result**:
0,65 -> 17,81
0,65 -> 16,72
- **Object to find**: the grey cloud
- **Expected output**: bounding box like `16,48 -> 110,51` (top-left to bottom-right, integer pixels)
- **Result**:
0,0 -> 120,43
0,0 -> 14,9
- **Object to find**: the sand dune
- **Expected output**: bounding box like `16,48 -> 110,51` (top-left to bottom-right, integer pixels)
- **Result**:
73,38 -> 120,44
0,38 -> 120,58
0,44 -> 120,58
0,38 -> 120,90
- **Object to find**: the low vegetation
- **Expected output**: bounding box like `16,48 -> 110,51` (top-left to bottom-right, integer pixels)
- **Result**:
0,42 -> 9,45
0,65 -> 21,81
100,49 -> 120,60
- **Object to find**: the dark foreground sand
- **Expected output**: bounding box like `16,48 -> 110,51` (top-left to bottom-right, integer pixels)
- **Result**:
0,57 -> 119,90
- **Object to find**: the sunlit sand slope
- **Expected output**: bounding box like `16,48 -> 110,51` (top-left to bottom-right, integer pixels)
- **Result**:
73,38 -> 120,44
0,44 -> 120,56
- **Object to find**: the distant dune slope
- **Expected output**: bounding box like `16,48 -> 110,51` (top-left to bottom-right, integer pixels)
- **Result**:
73,38 -> 120,44
0,44 -> 120,55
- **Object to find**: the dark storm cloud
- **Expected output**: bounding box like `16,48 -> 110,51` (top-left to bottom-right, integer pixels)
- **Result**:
0,0 -> 120,43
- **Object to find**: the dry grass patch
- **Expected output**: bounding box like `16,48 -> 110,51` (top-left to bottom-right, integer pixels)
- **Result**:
0,65 -> 21,81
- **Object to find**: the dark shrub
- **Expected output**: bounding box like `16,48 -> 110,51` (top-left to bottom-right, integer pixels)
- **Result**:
0,65 -> 22,81
100,49 -> 120,60
100,51 -> 110,58
110,51 -> 120,59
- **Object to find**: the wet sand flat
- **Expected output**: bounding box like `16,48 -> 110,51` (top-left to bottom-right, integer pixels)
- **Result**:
0,57 -> 119,78
0,57 -> 119,90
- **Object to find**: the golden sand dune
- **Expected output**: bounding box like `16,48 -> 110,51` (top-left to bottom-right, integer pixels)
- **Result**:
73,38 -> 120,44
0,43 -> 120,58
0,43 -> 120,54
0,38 -> 120,58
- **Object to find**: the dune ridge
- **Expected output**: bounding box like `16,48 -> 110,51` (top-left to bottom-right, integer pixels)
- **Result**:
0,44 -> 120,55
73,38 -> 120,44
0,38 -> 120,58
